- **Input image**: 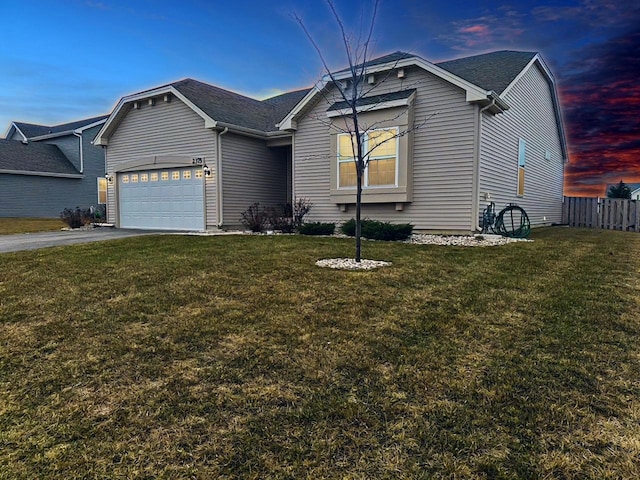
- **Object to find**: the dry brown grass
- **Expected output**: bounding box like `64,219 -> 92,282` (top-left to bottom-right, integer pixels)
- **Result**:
0,217 -> 65,235
1,228 -> 639,478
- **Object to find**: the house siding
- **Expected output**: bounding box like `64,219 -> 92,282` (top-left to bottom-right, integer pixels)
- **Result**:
293,67 -> 477,232
0,174 -> 83,218
221,133 -> 288,228
105,98 -> 218,227
479,63 -> 564,226
0,126 -> 106,218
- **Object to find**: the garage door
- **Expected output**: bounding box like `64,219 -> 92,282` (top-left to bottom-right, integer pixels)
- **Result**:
118,167 -> 204,231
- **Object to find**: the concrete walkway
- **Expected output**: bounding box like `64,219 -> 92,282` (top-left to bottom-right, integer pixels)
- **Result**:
0,228 -> 157,254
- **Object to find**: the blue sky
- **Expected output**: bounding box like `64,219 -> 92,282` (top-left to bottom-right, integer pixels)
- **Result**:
1,0 -> 638,195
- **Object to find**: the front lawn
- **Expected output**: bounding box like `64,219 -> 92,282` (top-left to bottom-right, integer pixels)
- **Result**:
1,228 -> 639,479
0,217 -> 65,235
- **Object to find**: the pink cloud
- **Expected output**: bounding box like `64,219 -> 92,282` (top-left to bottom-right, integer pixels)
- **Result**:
459,24 -> 489,35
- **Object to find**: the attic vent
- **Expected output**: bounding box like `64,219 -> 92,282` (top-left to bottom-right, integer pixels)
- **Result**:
367,74 -> 376,85
148,98 -> 156,106
164,94 -> 172,103
397,68 -> 406,79
133,101 -> 140,110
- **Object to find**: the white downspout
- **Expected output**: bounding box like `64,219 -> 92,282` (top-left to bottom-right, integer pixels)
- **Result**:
474,99 -> 497,231
216,127 -> 229,227
73,132 -> 84,173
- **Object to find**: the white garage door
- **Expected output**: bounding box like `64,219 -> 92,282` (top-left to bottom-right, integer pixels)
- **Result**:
118,167 -> 204,231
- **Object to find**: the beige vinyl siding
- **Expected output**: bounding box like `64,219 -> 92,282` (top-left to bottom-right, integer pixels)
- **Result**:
294,67 -> 477,232
479,63 -> 564,226
105,98 -> 217,228
221,133 -> 288,228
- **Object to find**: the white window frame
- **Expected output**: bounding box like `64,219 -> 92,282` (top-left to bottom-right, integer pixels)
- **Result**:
337,127 -> 399,190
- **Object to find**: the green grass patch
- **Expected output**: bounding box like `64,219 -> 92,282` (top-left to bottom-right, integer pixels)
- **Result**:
1,227 -> 639,478
0,217 -> 65,235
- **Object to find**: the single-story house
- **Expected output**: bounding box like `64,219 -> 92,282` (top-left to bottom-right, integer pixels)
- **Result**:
2,116 -> 108,218
94,50 -> 568,233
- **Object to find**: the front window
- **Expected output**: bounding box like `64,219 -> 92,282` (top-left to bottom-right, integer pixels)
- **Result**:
337,127 -> 398,189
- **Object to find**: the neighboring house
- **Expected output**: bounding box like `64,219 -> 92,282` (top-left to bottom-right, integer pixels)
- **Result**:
94,50 -> 567,233
281,50 -> 568,232
94,80 -> 308,231
2,116 -> 109,218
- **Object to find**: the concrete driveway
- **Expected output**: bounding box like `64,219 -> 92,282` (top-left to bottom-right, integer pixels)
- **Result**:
0,228 -> 157,253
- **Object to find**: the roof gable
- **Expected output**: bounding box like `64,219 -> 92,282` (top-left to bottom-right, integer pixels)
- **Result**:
95,79 -> 312,144
0,139 -> 80,175
10,115 -> 109,140
436,51 -> 537,94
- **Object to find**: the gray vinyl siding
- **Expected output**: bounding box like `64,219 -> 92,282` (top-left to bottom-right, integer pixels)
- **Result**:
221,133 -> 288,228
294,67 -> 477,232
0,128 -> 106,218
0,174 -> 82,218
479,63 -> 564,226
105,98 -> 217,227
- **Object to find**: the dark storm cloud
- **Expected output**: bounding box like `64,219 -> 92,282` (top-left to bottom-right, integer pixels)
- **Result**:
560,28 -> 640,196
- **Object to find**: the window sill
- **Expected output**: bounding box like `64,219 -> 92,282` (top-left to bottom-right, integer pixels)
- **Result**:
330,187 -> 411,204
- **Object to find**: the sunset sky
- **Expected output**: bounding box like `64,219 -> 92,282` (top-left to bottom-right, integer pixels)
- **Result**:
1,0 -> 638,197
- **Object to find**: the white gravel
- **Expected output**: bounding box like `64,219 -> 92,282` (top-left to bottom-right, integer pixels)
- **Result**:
315,258 -> 392,270
316,234 -> 531,270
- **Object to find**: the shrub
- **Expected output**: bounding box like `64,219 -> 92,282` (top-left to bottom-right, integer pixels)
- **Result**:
291,198 -> 313,229
60,207 -> 90,229
240,203 -> 267,232
340,218 -> 413,241
298,222 -> 335,236
265,205 -> 294,233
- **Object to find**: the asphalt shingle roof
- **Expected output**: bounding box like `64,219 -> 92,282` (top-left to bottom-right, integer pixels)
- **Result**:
171,79 -> 310,132
0,139 -> 80,175
327,89 -> 416,111
14,115 -> 109,139
435,50 -> 537,94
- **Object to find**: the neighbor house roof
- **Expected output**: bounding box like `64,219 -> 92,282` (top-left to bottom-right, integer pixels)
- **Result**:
0,139 -> 81,176
11,115 -> 109,140
435,50 -> 538,95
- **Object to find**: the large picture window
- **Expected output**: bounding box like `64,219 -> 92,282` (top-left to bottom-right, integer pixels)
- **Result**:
337,127 -> 398,189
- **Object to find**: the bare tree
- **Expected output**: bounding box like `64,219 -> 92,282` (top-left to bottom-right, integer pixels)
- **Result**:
295,0 -> 434,262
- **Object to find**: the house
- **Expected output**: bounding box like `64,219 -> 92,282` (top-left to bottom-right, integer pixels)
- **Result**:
282,50 -> 568,232
94,79 -> 308,231
2,116 -> 109,218
94,50 -> 567,233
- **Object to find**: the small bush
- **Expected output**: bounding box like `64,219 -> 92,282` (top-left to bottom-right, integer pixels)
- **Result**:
298,222 -> 335,236
265,205 -> 294,233
60,207 -> 90,229
340,218 -> 413,241
292,198 -> 313,229
240,203 -> 267,232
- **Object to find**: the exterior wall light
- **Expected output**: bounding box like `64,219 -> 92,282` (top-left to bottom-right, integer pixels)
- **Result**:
203,164 -> 212,177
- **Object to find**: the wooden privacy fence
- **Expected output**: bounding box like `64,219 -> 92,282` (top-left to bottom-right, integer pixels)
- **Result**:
563,197 -> 640,232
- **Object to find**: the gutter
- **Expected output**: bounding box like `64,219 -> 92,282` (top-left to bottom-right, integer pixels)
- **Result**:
0,169 -> 83,179
73,132 -> 84,173
216,127 -> 229,227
